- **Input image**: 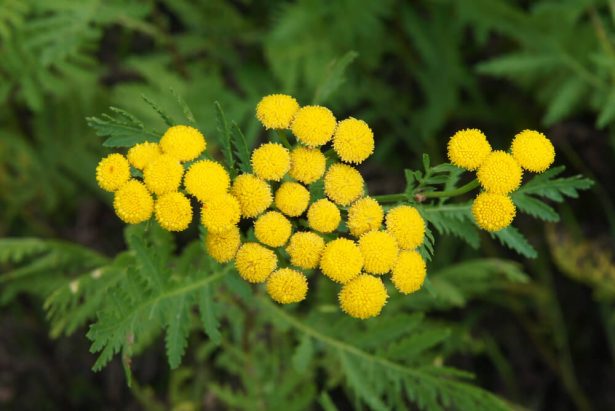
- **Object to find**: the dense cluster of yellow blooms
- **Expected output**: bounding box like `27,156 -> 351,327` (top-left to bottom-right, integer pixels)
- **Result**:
95,94 -> 429,319
447,129 -> 555,232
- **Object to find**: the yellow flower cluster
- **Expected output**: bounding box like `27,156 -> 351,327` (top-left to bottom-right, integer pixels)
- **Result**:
96,125 -> 209,228
447,129 -> 555,232
97,95 -> 432,320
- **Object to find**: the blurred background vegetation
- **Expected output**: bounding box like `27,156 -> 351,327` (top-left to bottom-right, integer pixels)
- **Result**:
1,0 -> 614,410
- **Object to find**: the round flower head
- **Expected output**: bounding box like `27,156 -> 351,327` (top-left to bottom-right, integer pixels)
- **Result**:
205,225 -> 241,263
143,154 -> 184,195
201,193 -> 241,233
324,163 -> 364,206
235,242 -> 277,283
358,231 -> 399,275
391,250 -> 426,294
256,94 -> 300,129
275,182 -> 310,217
184,160 -> 230,202
155,192 -> 193,232
231,174 -> 273,218
286,231 -> 325,269
289,147 -> 326,184
266,268 -> 308,304
447,129 -> 492,170
472,192 -> 516,232
159,125 -> 206,162
385,205 -> 425,250
113,179 -> 154,224
333,118 -> 374,164
347,197 -> 384,237
338,274 -> 388,319
291,105 -> 336,147
251,143 -> 290,181
127,142 -> 161,170
96,153 -> 130,192
511,129 -> 555,173
254,211 -> 292,248
477,150 -> 523,194
320,238 -> 363,284
307,199 -> 341,233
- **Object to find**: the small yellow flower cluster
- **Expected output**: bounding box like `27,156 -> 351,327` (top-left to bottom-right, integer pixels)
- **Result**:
447,129 -> 555,232
96,125 -> 209,231
246,94 -> 428,319
97,96 -> 430,320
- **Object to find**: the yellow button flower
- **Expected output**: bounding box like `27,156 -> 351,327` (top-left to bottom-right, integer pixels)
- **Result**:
291,105 -> 336,147
251,143 -> 290,181
143,154 -> 184,195
347,197 -> 384,237
254,211 -> 292,248
256,94 -> 300,129
286,231 -> 325,269
477,150 -> 523,194
96,153 -> 131,192
205,225 -> 241,263
231,174 -> 273,218
307,199 -> 340,233
184,160 -> 230,202
275,182 -> 310,217
511,129 -> 555,173
201,193 -> 241,233
289,147 -> 326,184
235,242 -> 277,283
113,179 -> 153,224
471,192 -> 516,232
127,142 -> 161,170
155,192 -> 193,232
385,205 -> 425,250
324,163 -> 364,206
159,125 -> 206,162
447,129 -> 492,171
391,250 -> 426,294
320,238 -> 363,284
338,274 -> 388,319
266,268 -> 308,304
333,118 -> 374,164
358,231 -> 399,275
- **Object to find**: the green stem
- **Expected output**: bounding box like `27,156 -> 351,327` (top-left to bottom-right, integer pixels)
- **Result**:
373,179 -> 479,203
372,193 -> 409,203
275,129 -> 293,150
421,179 -> 479,199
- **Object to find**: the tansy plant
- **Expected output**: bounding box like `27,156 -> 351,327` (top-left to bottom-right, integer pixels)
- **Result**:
94,93 -> 589,321
1,89 -> 592,410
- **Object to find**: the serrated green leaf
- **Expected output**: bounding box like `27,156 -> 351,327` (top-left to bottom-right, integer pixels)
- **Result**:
517,165 -> 594,202
165,294 -> 191,369
421,204 -> 480,249
198,284 -> 221,344
385,328 -> 450,361
312,51 -> 358,105
511,192 -> 559,222
142,94 -> 175,127
214,101 -> 235,177
339,351 -> 388,411
231,122 -> 252,173
171,88 -> 196,125
543,77 -> 585,125
491,226 -> 538,259
476,53 -> 559,76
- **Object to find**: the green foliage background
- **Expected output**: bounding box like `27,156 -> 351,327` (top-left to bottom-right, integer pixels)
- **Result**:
0,1 -> 613,410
